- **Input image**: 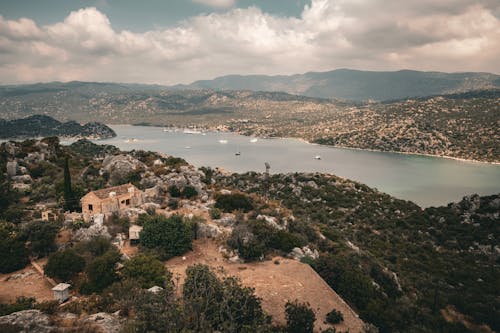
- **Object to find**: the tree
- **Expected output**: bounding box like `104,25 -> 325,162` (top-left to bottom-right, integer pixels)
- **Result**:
0,224 -> 29,273
183,264 -> 224,330
21,222 -> 59,258
285,300 -> 316,333
63,157 -> 75,212
122,254 -> 170,288
44,249 -> 85,281
183,264 -> 270,332
82,248 -> 121,293
139,214 -> 192,260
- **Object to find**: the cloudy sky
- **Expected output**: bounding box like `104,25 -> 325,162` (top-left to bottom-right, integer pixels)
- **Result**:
0,0 -> 499,84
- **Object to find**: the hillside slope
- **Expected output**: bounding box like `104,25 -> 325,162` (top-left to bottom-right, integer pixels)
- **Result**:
176,69 -> 500,101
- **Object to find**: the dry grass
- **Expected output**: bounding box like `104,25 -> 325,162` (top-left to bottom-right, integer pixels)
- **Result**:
165,239 -> 364,333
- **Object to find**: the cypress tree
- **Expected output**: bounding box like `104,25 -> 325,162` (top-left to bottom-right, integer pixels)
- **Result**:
63,157 -> 74,211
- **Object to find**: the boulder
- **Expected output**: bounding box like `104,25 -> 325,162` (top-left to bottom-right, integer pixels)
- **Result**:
101,155 -> 145,185
197,223 -> 223,238
257,214 -> 284,230
73,223 -> 111,242
80,312 -> 122,333
6,161 -> 18,177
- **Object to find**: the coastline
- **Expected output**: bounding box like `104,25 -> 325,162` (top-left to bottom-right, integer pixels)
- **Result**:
120,123 -> 500,165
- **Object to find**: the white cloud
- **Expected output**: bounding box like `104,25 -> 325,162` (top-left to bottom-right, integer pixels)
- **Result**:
192,0 -> 235,9
0,0 -> 498,85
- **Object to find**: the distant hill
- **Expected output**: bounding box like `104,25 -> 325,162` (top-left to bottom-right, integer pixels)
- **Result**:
174,69 -> 500,101
0,115 -> 116,139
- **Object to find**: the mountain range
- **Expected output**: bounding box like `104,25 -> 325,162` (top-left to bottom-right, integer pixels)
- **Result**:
173,69 -> 500,101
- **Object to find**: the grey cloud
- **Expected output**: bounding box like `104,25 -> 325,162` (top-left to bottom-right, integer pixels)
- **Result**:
0,0 -> 498,84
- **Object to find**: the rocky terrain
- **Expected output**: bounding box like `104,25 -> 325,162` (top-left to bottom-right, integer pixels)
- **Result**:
0,115 -> 116,140
1,138 -> 498,332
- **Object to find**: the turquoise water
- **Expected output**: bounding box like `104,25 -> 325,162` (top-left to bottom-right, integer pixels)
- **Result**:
98,125 -> 500,207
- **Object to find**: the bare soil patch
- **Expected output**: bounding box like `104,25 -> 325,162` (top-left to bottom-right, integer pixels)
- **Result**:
165,239 -> 364,333
0,260 -> 53,303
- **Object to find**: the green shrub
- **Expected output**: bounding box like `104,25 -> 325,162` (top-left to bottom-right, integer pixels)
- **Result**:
209,208 -> 221,219
182,185 -> 198,199
122,254 -> 171,288
168,185 -> 181,198
139,214 -> 192,260
0,228 -> 29,273
215,193 -> 254,213
285,300 -> 316,333
44,249 -> 85,281
83,248 -> 121,293
326,309 -> 344,324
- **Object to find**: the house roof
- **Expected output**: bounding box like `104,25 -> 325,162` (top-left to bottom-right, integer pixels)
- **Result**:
129,225 -> 143,232
52,283 -> 71,291
84,183 -> 137,200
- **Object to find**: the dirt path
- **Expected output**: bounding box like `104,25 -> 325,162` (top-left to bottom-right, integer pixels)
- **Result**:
165,239 -> 364,333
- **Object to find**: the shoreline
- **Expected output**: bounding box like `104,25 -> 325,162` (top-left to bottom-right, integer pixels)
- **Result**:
120,124 -> 500,165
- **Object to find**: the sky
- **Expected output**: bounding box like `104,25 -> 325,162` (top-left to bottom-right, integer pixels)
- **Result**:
0,0 -> 499,84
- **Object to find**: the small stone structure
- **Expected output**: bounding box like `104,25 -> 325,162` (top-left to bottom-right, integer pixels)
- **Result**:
52,283 -> 71,303
41,210 -> 57,222
81,184 -> 144,222
129,225 -> 143,244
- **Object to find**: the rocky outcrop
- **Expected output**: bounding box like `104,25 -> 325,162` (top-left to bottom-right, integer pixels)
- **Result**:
101,155 -> 146,185
0,310 -> 56,333
79,312 -> 122,333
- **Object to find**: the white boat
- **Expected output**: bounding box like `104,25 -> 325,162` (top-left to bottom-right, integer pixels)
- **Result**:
185,146 -> 191,149
314,155 -> 321,160
183,129 -> 202,134
250,138 -> 258,143
219,139 -> 228,144
125,138 -> 139,143
163,128 -> 172,132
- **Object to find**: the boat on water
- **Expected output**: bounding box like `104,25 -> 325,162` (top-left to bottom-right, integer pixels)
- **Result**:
163,128 -> 172,132
219,139 -> 228,144
235,152 -> 241,156
124,138 -> 139,143
185,146 -> 192,149
183,129 -> 202,134
250,138 -> 258,143
314,155 -> 321,160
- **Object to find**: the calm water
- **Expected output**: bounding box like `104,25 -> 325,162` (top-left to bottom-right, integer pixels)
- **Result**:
96,125 -> 500,207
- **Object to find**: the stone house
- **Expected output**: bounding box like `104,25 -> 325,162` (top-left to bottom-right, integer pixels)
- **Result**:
81,183 -> 144,222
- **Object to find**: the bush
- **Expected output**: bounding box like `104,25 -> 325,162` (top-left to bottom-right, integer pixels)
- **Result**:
20,222 -> 59,258
139,214 -> 193,260
83,248 -> 121,293
44,249 -> 85,281
209,208 -> 221,219
0,228 -> 29,273
0,297 -> 35,316
326,309 -> 344,324
183,185 -> 198,199
285,300 -> 316,333
168,185 -> 181,198
215,193 -> 254,213
122,254 -> 171,288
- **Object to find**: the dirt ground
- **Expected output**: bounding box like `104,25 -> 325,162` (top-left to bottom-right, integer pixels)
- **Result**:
0,259 -> 53,303
166,239 -> 365,333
